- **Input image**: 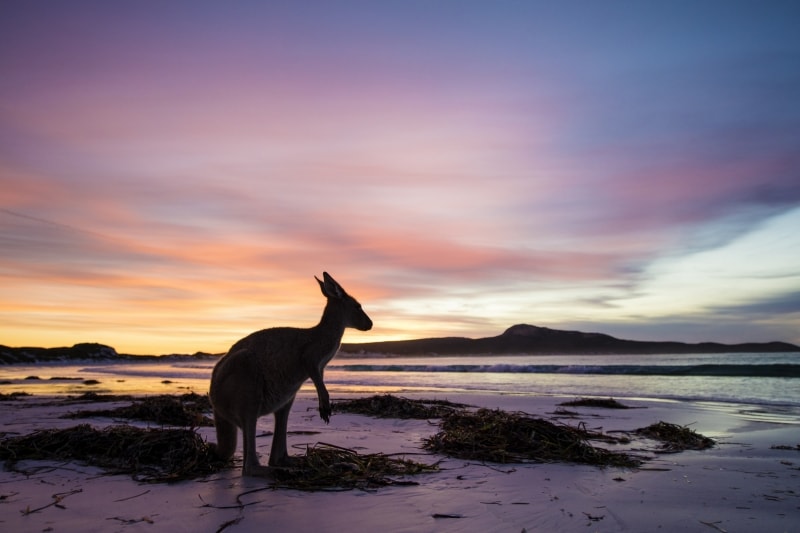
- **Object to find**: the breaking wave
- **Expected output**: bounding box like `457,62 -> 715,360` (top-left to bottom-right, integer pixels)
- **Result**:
331,363 -> 800,378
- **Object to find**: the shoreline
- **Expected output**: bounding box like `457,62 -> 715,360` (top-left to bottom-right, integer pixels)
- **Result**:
2,352 -> 800,409
2,391 -> 799,532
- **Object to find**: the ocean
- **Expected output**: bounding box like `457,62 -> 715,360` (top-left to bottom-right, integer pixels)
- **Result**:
2,352 -> 798,411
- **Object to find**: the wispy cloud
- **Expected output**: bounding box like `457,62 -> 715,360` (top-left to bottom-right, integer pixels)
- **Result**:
1,2 -> 799,352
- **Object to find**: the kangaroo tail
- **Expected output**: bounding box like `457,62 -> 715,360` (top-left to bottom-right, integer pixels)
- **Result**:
210,410 -> 237,460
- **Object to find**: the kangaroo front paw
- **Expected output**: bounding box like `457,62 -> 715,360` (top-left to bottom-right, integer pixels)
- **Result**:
319,401 -> 331,424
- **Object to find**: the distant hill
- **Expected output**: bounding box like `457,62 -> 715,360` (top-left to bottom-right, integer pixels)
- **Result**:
0,343 -> 122,364
2,324 -> 797,364
0,343 -> 217,365
339,324 -> 800,356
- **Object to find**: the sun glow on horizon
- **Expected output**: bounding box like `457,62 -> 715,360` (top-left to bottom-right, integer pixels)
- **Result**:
2,2 -> 799,352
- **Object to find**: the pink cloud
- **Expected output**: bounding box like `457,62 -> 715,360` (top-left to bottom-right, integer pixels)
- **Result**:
2,2 -> 797,351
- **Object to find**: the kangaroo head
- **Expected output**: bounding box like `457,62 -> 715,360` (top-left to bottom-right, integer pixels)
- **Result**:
315,272 -> 373,331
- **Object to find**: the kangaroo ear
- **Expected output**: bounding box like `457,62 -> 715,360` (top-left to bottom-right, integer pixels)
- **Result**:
316,272 -> 345,299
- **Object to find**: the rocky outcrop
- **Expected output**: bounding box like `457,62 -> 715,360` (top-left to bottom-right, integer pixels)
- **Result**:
0,343 -> 120,364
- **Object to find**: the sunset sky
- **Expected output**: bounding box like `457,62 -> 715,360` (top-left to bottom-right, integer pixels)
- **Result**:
2,1 -> 799,355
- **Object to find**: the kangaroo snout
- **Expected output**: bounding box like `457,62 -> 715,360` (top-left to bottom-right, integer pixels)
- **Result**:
358,316 -> 373,331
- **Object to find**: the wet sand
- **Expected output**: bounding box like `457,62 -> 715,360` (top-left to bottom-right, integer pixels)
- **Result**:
1,392 -> 798,532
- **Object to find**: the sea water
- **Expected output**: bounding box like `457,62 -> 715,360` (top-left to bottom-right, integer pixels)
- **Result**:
1,353 -> 798,409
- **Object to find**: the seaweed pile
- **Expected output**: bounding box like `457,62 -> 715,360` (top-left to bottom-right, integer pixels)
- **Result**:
333,394 -> 469,419
61,392 -> 134,403
269,443 -> 438,491
0,392 -> 31,401
559,398 -> 632,409
0,424 -> 227,483
63,393 -> 213,427
423,408 -> 640,468
634,421 -> 715,452
771,444 -> 800,451
1,394 -> 719,489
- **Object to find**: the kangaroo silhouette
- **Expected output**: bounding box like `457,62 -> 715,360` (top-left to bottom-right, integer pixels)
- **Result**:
209,272 -> 372,476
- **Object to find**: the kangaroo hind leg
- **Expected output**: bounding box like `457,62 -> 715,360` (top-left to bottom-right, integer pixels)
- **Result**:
268,397 -> 296,467
210,410 -> 237,460
241,413 -> 271,477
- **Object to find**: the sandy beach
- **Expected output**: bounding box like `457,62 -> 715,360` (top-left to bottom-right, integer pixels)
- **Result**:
1,391 -> 798,533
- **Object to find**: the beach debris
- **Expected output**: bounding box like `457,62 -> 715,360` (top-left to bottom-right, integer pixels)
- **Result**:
24,392 -> 138,406
770,444 -> 800,451
699,519 -> 728,532
268,442 -> 438,491
62,392 -> 135,403
216,516 -> 245,532
332,394 -> 471,419
633,421 -> 715,452
107,516 -> 156,525
558,398 -> 633,409
1,491 -> 19,500
0,424 -> 228,483
423,408 -> 641,467
20,488 -> 83,515
113,489 -> 151,502
2,393 -> 719,492
62,393 -> 213,427
551,407 -> 581,417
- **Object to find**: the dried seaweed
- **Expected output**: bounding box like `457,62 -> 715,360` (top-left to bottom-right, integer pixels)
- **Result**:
633,421 -> 715,452
559,398 -> 632,409
332,394 -> 470,419
63,392 -> 135,404
0,392 -> 31,401
771,444 -> 800,451
63,393 -> 213,427
423,408 -> 640,467
0,424 -> 227,483
1,393 -> 716,490
269,443 -> 438,491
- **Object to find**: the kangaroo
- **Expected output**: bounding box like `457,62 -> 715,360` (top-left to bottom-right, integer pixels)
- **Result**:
209,272 -> 372,476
